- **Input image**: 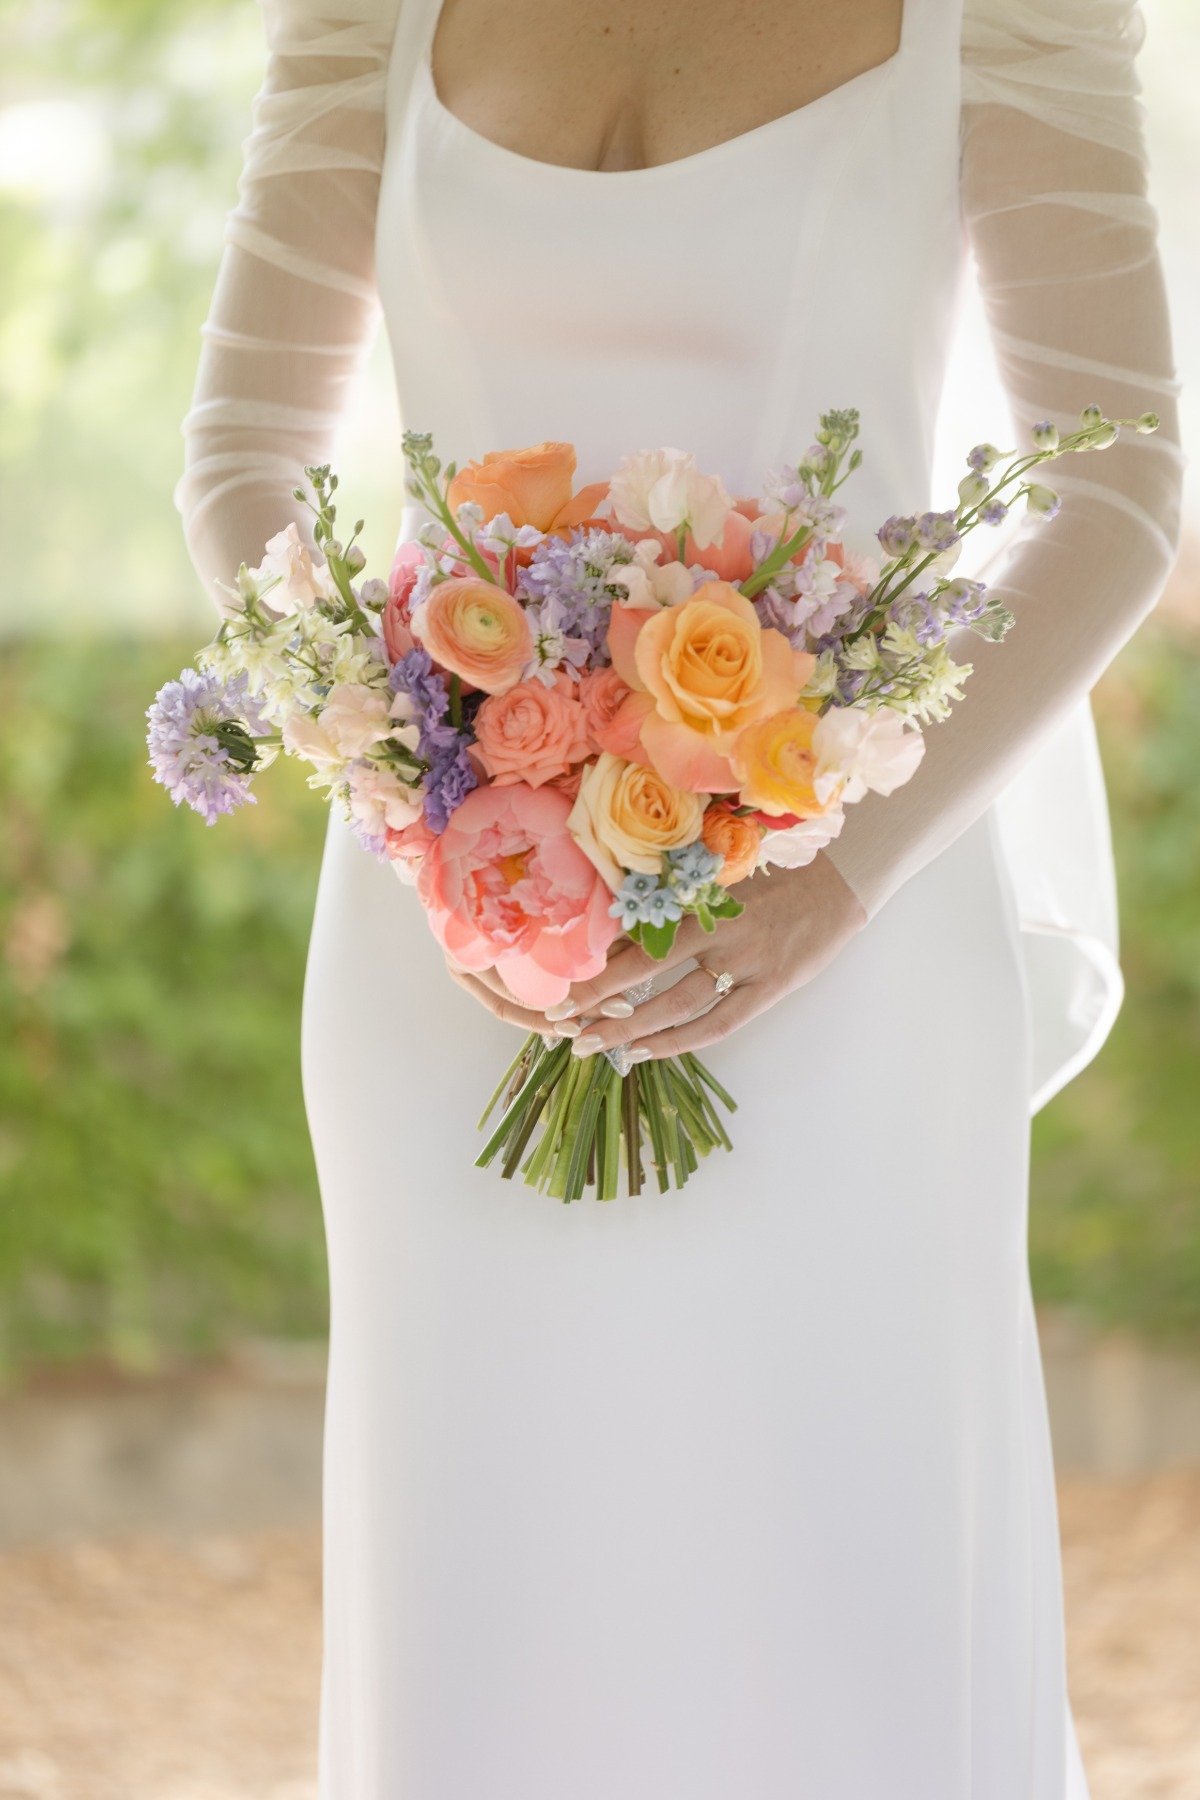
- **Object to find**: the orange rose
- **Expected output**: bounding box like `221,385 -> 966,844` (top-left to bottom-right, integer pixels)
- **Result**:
411,576 -> 532,696
447,440 -> 609,537
607,582 -> 813,793
700,805 -> 762,887
474,673 -> 591,788
732,708 -> 833,818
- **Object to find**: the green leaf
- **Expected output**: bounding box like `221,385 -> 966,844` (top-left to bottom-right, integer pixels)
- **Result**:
633,919 -> 678,960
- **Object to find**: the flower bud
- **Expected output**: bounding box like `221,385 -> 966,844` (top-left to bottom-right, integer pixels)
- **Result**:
957,471 -> 990,505
967,442 -> 1003,473
1079,404 -> 1103,426
1026,483 -> 1061,518
1031,420 -> 1059,451
1088,423 -> 1118,449
344,544 -> 366,574
1136,412 -> 1160,434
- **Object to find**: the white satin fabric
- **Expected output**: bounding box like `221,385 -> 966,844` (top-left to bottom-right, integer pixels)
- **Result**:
174,0 -> 1184,1793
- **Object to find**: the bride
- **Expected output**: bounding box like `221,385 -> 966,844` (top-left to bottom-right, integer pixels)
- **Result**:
175,0 -> 1183,1793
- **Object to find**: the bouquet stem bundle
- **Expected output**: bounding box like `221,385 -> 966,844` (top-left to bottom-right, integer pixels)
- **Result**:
477,1041 -> 735,1202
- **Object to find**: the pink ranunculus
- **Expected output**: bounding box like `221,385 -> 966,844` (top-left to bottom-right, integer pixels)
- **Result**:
416,783 -> 620,1007
383,541 -> 423,663
473,672 -> 591,787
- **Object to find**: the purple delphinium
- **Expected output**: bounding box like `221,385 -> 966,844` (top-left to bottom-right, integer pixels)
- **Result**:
388,646 -> 477,831
146,668 -> 268,825
516,527 -> 635,661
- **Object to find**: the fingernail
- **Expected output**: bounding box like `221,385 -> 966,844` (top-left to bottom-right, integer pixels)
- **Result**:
553,1018 -> 582,1038
545,998 -> 579,1021
626,1045 -> 652,1064
600,997 -> 634,1018
572,1034 -> 603,1057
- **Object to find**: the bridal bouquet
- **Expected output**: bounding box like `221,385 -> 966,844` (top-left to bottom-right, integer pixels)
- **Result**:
149,405 -> 1157,1199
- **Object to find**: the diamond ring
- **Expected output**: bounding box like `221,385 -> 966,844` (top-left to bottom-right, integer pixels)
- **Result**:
697,961 -> 734,999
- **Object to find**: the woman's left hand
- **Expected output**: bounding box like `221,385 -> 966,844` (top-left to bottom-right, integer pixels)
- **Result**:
557,851 -> 867,1062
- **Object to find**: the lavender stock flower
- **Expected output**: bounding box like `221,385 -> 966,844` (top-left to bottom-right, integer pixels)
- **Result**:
388,646 -> 477,830
146,668 -> 268,825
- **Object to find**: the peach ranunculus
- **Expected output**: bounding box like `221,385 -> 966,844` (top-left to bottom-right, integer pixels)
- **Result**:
416,782 -> 619,1007
411,576 -> 532,695
700,804 -> 762,888
731,707 -> 841,818
607,581 -> 814,793
473,673 -> 591,788
567,752 -> 705,892
383,540 -> 422,662
446,440 -> 609,538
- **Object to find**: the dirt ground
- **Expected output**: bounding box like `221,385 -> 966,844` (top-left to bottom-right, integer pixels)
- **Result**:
0,1474 -> 1197,1799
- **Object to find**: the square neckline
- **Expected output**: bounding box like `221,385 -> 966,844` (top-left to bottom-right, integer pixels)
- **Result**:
417,0 -> 914,182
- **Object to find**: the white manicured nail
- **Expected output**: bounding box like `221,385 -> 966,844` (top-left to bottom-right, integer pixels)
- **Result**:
572,1034 -> 603,1057
545,998 -> 579,1021
626,1046 -> 652,1064
553,1017 -> 582,1038
600,997 -> 634,1018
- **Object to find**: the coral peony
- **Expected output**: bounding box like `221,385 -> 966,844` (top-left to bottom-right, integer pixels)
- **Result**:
412,576 -> 532,695
474,673 -> 591,787
417,783 -> 620,1007
567,751 -> 705,891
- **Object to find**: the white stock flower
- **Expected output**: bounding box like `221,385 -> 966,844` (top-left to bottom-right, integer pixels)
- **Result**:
608,448 -> 733,550
812,706 -> 926,804
757,807 -> 845,871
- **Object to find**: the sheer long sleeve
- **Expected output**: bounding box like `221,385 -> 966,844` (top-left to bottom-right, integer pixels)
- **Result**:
822,0 -> 1186,918
174,0 -> 400,602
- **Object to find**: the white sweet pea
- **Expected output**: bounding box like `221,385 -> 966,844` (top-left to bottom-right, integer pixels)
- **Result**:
607,540 -> 699,609
609,447 -> 733,550
346,759 -> 423,838
282,709 -> 345,776
812,707 -> 926,805
757,807 -> 845,871
255,522 -> 330,610
319,683 -> 395,759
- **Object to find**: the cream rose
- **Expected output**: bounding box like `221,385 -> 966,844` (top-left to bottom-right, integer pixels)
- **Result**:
567,751 -> 705,890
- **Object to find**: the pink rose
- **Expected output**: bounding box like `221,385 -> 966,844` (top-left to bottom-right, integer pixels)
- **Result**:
473,673 -> 591,787
417,783 -> 620,1007
577,667 -> 635,754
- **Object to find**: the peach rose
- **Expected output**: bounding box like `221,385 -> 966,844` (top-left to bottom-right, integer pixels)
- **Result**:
700,805 -> 762,887
567,752 -> 705,891
577,667 -> 635,753
417,782 -> 619,1007
607,582 -> 813,793
473,673 -> 591,788
447,440 -> 609,538
411,576 -> 532,695
731,708 -> 838,818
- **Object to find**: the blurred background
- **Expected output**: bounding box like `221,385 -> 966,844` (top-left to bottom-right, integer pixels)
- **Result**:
1,1 -> 1198,1795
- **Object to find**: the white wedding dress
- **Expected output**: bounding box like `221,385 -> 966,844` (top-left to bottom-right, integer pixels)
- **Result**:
175,0 -> 1184,1793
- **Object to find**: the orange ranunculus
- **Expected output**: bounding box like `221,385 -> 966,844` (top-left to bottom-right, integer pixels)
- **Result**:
446,440 -> 609,538
607,581 -> 813,794
411,576 -> 532,696
700,805 -> 762,887
731,708 -> 835,818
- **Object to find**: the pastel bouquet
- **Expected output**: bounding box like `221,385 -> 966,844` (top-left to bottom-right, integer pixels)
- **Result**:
149,405 -> 1158,1199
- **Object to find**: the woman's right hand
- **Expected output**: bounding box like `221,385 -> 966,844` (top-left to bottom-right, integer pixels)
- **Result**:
443,954 -> 555,1033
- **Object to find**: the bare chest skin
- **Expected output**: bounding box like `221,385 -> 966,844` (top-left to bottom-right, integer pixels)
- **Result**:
428,0 -> 906,173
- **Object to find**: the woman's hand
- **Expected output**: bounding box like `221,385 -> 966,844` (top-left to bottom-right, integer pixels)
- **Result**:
444,957 -> 551,1033
554,852 -> 867,1062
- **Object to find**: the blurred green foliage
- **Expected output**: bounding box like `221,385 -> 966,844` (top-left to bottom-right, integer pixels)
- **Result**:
0,630 -> 1198,1376
1,1 -> 1198,1376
